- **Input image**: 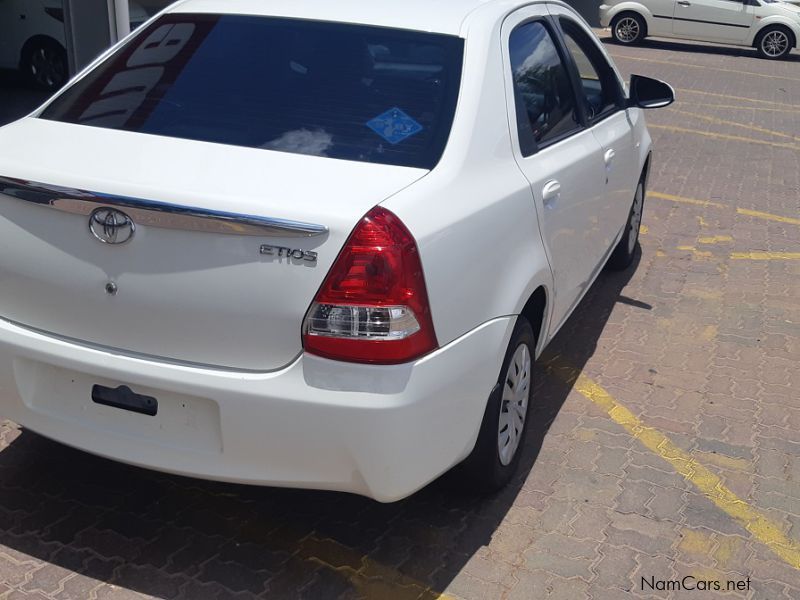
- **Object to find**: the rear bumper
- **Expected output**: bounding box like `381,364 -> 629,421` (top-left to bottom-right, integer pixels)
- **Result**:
0,316 -> 514,502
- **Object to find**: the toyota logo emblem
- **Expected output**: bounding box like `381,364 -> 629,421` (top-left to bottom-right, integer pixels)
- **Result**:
89,208 -> 135,245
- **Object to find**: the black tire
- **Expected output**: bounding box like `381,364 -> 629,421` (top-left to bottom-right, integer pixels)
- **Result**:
755,26 -> 794,60
606,176 -> 645,271
611,13 -> 647,45
20,37 -> 68,92
457,317 -> 535,492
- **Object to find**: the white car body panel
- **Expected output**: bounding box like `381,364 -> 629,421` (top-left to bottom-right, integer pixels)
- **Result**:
0,313 -> 515,502
0,118 -> 427,371
0,0 -> 655,500
600,0 -> 800,48
673,0 -> 755,43
170,0 -> 489,35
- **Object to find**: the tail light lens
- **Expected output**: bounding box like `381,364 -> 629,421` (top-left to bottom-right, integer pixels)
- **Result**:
302,206 -> 438,364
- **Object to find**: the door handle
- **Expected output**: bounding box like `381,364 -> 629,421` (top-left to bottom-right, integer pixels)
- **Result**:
677,1 -> 691,6
542,180 -> 561,207
604,148 -> 616,166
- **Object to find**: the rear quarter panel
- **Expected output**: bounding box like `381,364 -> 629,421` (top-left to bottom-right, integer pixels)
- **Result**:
383,9 -> 554,357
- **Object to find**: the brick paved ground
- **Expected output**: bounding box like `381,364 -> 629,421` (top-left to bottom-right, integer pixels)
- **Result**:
0,34 -> 799,600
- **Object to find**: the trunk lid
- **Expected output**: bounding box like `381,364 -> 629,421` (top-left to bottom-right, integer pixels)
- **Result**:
0,119 -> 427,370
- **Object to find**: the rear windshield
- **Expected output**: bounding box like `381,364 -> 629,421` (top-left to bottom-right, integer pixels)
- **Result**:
40,15 -> 464,170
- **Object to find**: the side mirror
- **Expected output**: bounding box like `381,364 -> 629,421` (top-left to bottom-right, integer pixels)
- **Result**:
628,75 -> 675,109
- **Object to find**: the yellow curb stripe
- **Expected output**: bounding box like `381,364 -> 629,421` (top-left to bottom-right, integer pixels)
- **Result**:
672,109 -> 800,143
607,53 -> 800,83
648,124 -> 800,151
736,208 -> 800,226
649,191 -> 726,208
676,88 -> 799,109
565,370 -> 800,570
731,252 -> 800,261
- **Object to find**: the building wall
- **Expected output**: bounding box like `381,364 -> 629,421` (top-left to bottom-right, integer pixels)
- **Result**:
566,0 -> 601,27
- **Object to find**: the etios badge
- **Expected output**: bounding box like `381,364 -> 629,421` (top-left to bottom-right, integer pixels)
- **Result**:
89,208 -> 135,245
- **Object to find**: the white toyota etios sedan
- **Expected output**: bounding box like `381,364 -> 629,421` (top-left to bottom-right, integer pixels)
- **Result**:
600,0 -> 800,59
0,0 -> 673,502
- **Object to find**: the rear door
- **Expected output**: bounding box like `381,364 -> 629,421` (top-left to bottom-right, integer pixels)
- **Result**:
552,9 -> 639,250
673,0 -> 755,42
502,8 -> 609,332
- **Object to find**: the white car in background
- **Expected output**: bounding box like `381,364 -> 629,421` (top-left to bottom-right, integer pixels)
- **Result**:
0,0 -> 68,89
601,0 -> 800,58
0,0 -> 149,90
0,0 -> 672,501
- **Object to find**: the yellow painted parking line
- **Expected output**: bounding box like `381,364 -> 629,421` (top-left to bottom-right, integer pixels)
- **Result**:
649,191 -> 726,208
648,124 -> 800,151
731,252 -> 800,260
690,103 -> 800,114
651,192 -> 800,228
300,533 -> 452,599
608,53 -> 800,83
698,325 -> 718,342
736,208 -> 800,226
677,245 -> 714,258
697,235 -> 732,244
676,88 -> 799,109
550,365 -> 800,570
672,109 -> 800,143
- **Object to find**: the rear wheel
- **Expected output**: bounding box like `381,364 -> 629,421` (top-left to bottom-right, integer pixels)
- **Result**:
457,317 -> 535,492
755,26 -> 793,60
21,38 -> 68,91
606,178 -> 645,271
611,13 -> 647,45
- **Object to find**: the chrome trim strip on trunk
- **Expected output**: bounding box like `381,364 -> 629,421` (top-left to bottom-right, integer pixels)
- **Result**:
0,176 -> 328,238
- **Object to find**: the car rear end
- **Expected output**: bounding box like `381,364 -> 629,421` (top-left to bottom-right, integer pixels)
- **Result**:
0,10 -> 509,501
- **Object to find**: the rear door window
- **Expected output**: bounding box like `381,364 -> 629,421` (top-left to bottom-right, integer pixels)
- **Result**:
559,19 -> 623,123
509,21 -> 581,155
40,14 -> 464,170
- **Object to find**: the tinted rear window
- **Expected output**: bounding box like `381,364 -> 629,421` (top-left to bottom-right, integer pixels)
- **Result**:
40,15 -> 464,169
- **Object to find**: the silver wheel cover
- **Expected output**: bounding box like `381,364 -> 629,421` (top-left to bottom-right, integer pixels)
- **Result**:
498,343 -> 531,466
762,30 -> 789,58
616,17 -> 640,43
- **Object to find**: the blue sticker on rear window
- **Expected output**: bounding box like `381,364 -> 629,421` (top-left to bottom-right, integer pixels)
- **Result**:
366,108 -> 423,145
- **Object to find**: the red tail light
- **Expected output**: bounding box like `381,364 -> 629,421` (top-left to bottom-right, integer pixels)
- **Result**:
302,206 -> 438,364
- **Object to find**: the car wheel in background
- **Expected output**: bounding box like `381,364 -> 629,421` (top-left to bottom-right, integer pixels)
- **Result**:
611,13 -> 647,45
755,26 -> 794,60
457,317 -> 535,492
21,37 -> 68,92
606,177 -> 645,271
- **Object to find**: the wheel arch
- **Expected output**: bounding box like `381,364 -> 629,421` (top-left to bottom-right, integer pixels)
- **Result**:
642,150 -> 653,191
606,4 -> 654,33
519,285 -> 549,357
748,19 -> 799,47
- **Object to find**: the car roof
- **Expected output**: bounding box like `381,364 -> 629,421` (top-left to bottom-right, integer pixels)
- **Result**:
168,0 -> 555,36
